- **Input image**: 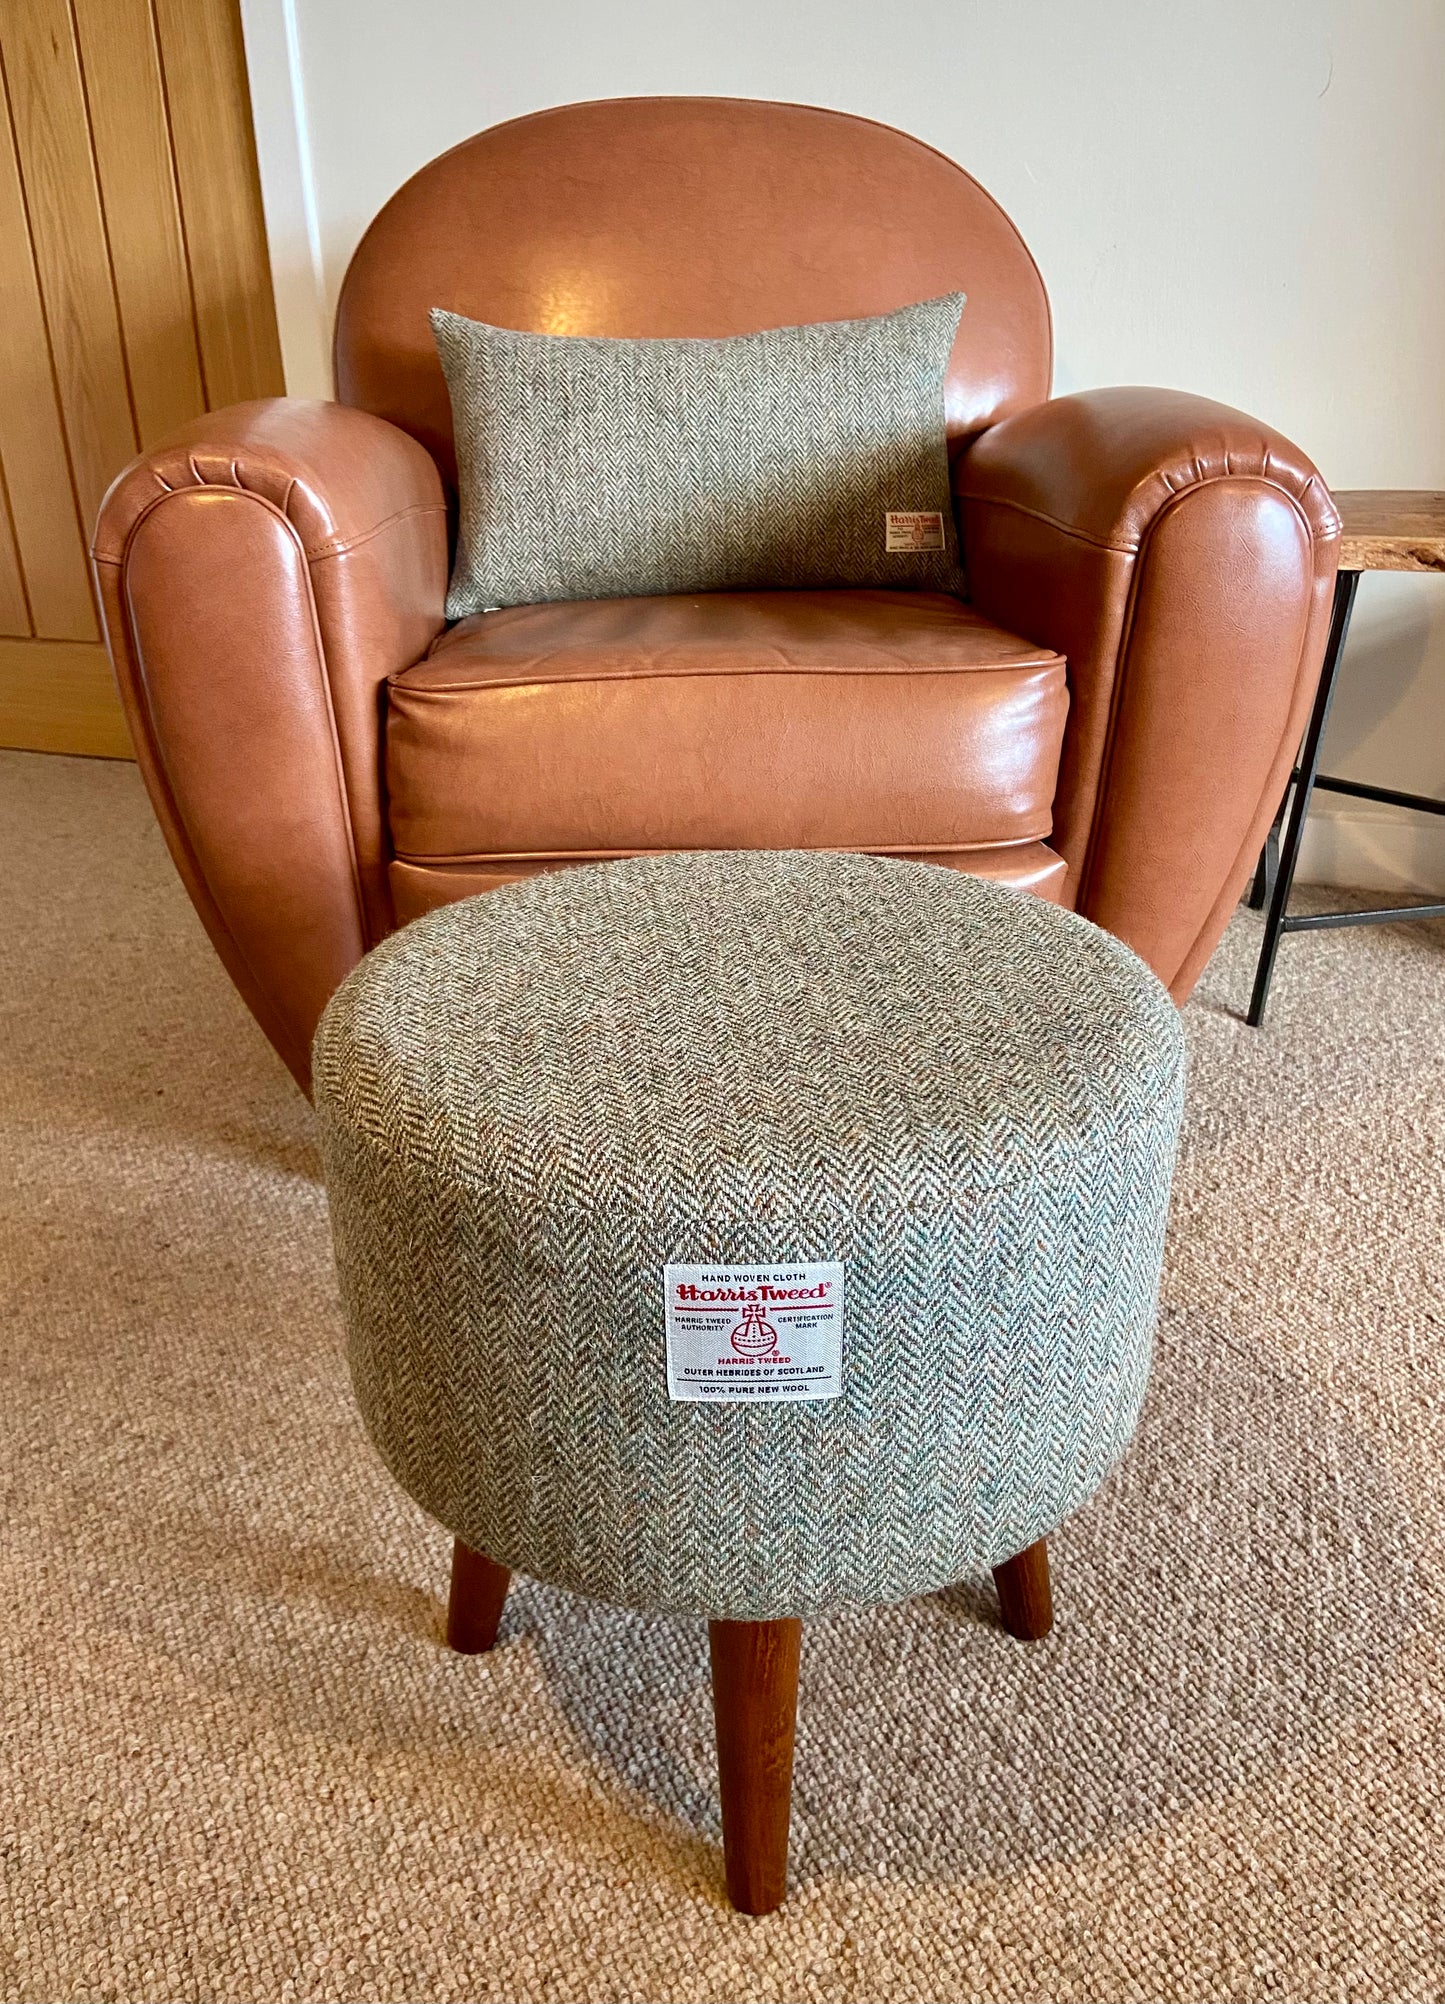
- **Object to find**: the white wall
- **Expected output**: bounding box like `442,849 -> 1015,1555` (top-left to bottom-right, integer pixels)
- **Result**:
242,0 -> 1445,893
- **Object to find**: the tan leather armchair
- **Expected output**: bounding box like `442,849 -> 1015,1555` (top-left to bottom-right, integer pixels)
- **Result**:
93,98 -> 1340,1093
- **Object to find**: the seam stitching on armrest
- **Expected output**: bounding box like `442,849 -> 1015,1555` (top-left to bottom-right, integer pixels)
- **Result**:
119,484 -> 370,998
99,472 -> 447,567
960,492 -> 1138,555
117,517 -> 313,1076
306,502 -> 450,562
1076,476 -> 1322,978
963,476 -> 1340,557
1168,558 -> 1333,997
94,557 -> 309,1084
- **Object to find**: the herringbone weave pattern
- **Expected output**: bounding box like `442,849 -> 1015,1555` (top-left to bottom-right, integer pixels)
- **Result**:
314,853 -> 1185,1620
432,297 -> 968,613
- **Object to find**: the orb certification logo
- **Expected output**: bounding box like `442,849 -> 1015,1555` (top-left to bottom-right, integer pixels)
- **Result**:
731,1301 -> 780,1356
663,1262 -> 844,1404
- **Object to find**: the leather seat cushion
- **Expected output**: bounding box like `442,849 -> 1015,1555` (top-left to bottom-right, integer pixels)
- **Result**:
385,587 -> 1068,872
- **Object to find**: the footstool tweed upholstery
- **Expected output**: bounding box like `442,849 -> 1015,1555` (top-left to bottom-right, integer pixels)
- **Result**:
314,851 -> 1185,1621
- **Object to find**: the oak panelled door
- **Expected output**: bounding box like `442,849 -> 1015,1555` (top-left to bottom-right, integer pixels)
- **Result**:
0,0 -> 283,757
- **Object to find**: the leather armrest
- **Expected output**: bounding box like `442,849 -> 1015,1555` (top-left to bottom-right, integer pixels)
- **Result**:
93,398 -> 449,1089
956,387 -> 1340,1000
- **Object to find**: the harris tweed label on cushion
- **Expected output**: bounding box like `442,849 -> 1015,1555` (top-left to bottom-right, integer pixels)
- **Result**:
431,295 -> 968,613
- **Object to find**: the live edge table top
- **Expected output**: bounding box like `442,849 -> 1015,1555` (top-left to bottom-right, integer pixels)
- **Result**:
1334,490 -> 1445,573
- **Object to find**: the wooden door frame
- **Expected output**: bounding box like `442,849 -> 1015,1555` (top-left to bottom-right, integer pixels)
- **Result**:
0,0 -> 287,761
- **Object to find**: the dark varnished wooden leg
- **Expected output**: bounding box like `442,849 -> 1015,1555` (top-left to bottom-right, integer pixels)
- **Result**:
992,1537 -> 1054,1641
708,1617 -> 802,1915
446,1538 -> 510,1653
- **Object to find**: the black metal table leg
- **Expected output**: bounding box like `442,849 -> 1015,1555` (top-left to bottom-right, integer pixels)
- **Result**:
1248,795 -> 1285,910
1246,568 -> 1360,1027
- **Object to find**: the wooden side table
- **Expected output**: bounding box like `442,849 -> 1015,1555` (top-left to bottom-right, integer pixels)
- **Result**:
1246,491 -> 1445,1026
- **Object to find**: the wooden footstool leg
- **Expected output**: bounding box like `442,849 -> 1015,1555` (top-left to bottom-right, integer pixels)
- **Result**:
708,1617 -> 802,1915
446,1537 -> 511,1653
992,1536 -> 1053,1641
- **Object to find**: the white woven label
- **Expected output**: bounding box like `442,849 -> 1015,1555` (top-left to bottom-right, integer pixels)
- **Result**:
885,509 -> 945,552
664,1262 -> 844,1403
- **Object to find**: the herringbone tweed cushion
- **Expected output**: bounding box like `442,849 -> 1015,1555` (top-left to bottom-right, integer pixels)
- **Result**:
432,295 -> 968,614
314,853 -> 1185,1621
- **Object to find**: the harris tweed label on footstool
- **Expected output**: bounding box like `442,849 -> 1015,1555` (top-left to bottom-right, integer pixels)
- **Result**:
664,1262 -> 844,1403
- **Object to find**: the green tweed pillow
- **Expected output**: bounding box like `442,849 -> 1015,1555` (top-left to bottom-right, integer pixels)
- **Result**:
430,294 -> 968,614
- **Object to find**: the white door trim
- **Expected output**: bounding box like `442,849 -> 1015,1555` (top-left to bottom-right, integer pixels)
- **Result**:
237,0 -> 332,398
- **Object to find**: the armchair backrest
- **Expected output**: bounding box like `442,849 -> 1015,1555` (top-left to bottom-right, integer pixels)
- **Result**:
334,96 -> 1052,491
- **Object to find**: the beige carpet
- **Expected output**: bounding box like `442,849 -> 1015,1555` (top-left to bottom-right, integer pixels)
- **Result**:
2,749 -> 1443,2004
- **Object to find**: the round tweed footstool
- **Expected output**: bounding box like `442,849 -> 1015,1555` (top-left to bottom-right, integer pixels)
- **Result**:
314,851 -> 1185,1913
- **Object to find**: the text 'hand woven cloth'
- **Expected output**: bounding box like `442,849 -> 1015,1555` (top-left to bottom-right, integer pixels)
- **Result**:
314,851 -> 1185,1623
